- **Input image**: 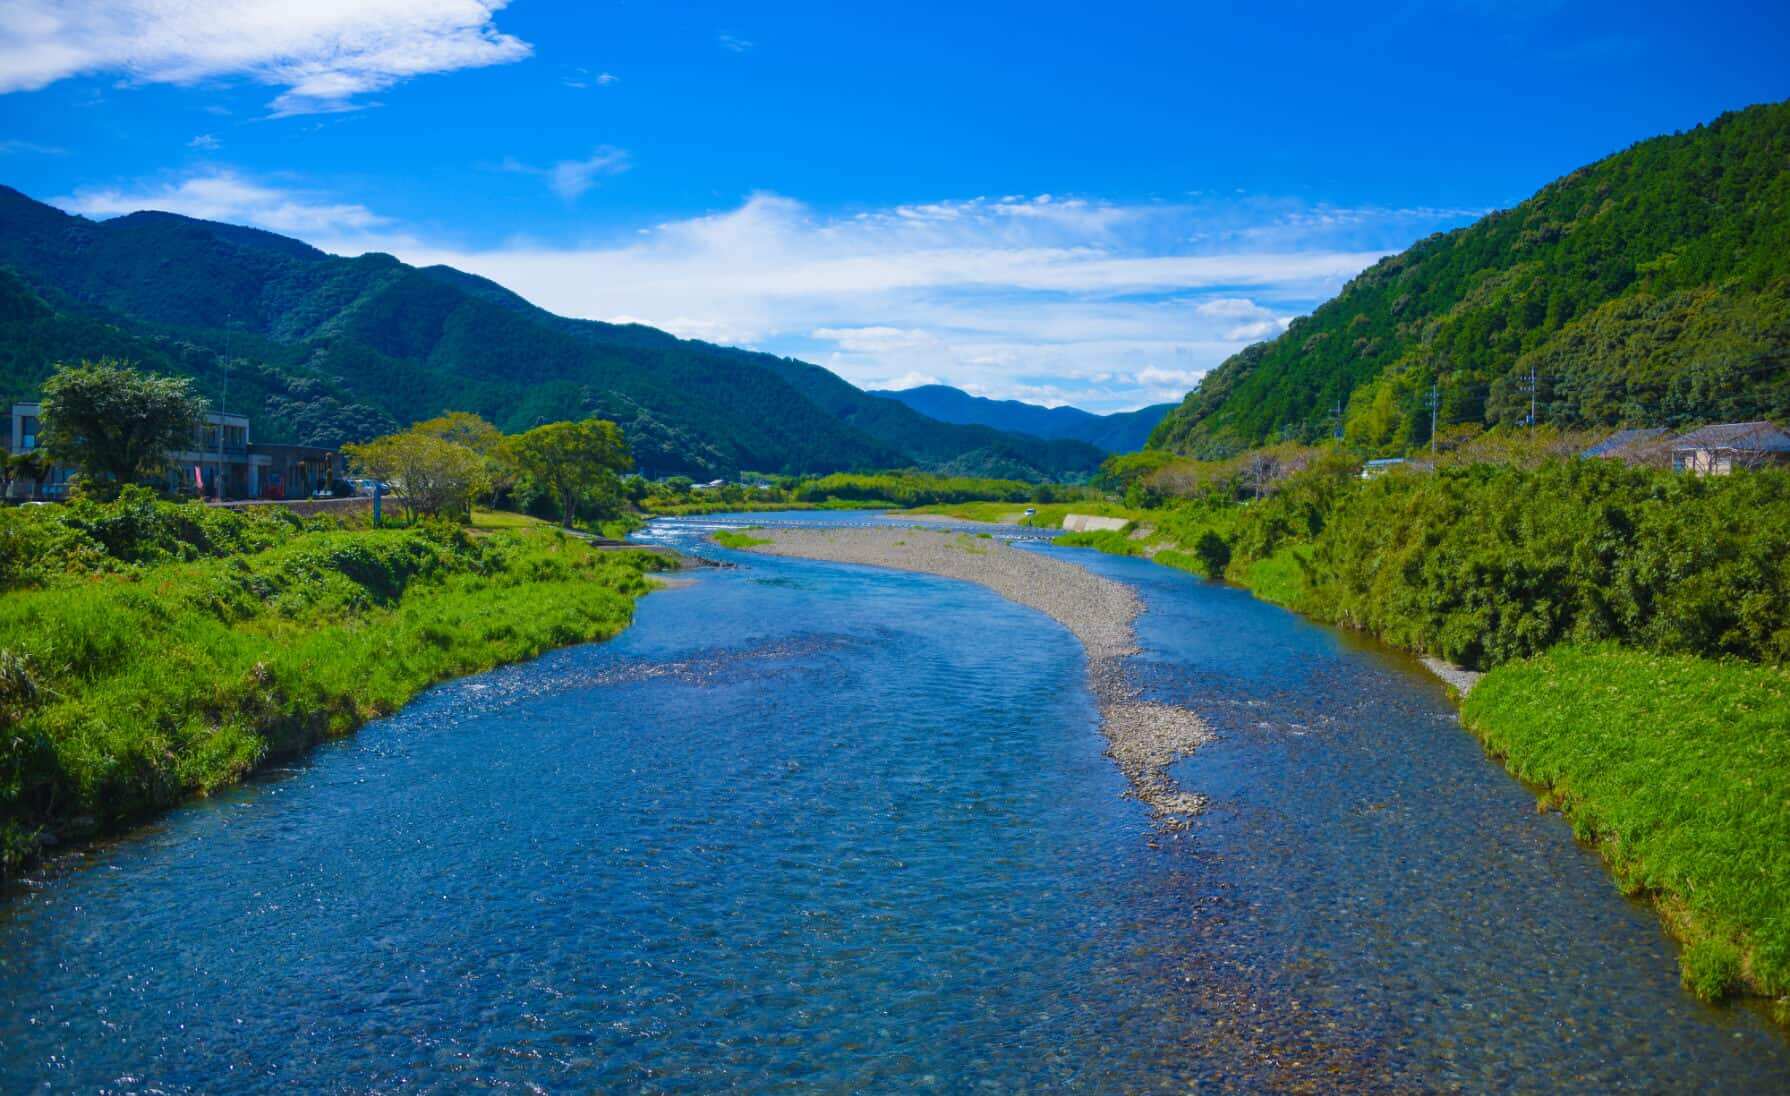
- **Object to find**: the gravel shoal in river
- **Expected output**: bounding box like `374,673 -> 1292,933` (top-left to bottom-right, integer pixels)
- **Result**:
740,527 -> 1212,825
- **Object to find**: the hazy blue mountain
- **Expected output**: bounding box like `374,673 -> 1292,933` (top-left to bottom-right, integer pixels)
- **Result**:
870,384 -> 1174,452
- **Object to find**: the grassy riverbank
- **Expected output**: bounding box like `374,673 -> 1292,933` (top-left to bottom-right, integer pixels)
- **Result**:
902,460 -> 1790,1015
1,493 -> 665,874
1464,646 -> 1790,1014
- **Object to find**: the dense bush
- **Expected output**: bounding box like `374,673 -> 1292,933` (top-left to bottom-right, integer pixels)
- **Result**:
0,485 -> 335,588
1300,461 -> 1790,668
1120,459 -> 1790,670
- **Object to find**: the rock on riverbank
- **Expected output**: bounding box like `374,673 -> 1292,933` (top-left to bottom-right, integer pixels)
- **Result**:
735,527 -> 1212,825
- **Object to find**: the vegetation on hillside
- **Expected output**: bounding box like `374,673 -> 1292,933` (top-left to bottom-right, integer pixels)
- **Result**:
1152,100 -> 1790,456
0,188 -> 1101,481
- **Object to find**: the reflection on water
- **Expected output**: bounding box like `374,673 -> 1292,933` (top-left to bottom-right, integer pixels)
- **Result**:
0,512 -> 1784,1091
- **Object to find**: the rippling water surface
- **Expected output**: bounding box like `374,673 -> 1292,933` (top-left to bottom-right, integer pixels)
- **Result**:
1,510 -> 1785,1091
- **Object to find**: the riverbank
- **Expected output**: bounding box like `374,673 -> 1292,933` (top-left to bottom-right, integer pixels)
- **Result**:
1,502 -> 667,877
733,526 -> 1211,824
897,464 -> 1790,1020
1464,645 -> 1790,1017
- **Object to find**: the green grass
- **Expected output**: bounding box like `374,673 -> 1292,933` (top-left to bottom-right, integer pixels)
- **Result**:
470,507 -> 549,531
0,524 -> 664,874
711,529 -> 772,549
1231,547 -> 1312,611
1056,529 -> 1143,556
1463,645 -> 1790,1010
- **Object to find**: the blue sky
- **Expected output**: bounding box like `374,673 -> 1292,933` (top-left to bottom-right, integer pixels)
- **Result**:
1,1 -> 1786,412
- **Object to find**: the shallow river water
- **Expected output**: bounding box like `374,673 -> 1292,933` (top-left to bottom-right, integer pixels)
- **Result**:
1,511 -> 1786,1091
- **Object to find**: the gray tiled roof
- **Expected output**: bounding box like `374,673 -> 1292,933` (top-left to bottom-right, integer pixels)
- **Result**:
1582,427 -> 1667,458
1671,421 -> 1790,452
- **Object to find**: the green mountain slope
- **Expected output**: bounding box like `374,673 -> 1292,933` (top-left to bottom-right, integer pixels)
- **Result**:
869,384 -> 1174,452
0,187 -> 1103,480
1151,100 -> 1790,456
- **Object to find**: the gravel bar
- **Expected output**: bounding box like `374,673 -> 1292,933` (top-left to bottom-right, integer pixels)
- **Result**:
737,527 -> 1213,825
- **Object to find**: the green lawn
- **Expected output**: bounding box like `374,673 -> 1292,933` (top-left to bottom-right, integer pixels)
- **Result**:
470,506 -> 550,531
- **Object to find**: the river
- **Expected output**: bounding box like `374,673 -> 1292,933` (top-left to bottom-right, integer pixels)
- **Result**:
1,511 -> 1785,1091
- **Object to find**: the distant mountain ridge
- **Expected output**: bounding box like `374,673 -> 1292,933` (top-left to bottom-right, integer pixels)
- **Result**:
1151,100 -> 1790,456
0,186 -> 1104,481
870,384 -> 1174,452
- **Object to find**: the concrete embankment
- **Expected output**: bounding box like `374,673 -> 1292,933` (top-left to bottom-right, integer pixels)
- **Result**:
737,527 -> 1211,825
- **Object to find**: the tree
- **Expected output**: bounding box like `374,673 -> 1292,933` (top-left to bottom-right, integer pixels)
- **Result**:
414,411 -> 502,453
6,451 -> 52,499
343,431 -> 487,521
415,411 -> 517,507
509,418 -> 632,529
1239,450 -> 1282,500
39,360 -> 207,497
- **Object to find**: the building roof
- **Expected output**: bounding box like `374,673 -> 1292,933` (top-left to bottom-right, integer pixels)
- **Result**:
1671,421 -> 1790,452
1582,427 -> 1668,458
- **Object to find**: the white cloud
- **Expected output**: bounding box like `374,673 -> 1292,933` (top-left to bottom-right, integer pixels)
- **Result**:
718,33 -> 754,53
56,169 -> 387,235
563,69 -> 618,89
51,171 -> 1475,413
308,189 -> 1465,411
875,371 -> 946,391
0,138 -> 64,155
188,133 -> 220,150
503,147 -> 632,200
0,1 -> 531,116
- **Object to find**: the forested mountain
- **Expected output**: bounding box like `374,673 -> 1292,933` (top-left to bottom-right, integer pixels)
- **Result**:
870,384 -> 1174,452
0,187 -> 1103,480
1151,100 -> 1790,457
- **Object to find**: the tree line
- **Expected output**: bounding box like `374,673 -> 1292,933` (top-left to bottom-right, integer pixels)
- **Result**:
16,360 -> 634,529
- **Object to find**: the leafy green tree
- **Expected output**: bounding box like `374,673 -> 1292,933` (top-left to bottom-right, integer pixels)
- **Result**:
509,419 -> 632,529
415,411 -> 517,508
39,360 -> 207,498
343,431 -> 487,521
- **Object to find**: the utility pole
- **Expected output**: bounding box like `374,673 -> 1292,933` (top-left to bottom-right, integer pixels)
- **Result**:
1522,365 -> 1537,428
215,314 -> 231,500
1330,399 -> 1344,441
1427,379 -> 1440,453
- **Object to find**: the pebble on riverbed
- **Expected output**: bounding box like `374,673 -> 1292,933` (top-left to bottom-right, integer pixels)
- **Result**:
738,527 -> 1215,826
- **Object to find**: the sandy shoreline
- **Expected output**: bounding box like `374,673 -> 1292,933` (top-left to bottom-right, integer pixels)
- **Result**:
737,527 -> 1212,825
